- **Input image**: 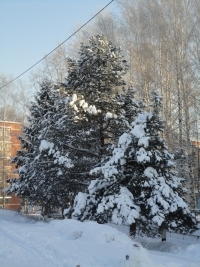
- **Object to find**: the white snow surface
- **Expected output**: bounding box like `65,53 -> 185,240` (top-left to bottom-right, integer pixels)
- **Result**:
131,113 -> 151,138
97,187 -> 140,225
69,93 -> 78,106
69,94 -> 100,115
39,140 -> 54,153
87,105 -> 99,115
0,210 -> 199,267
144,167 -> 158,179
105,112 -> 117,120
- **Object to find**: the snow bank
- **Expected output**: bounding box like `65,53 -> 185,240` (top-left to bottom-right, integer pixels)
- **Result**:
0,210 -> 154,267
184,243 -> 200,259
0,210 -> 27,223
0,210 -> 199,267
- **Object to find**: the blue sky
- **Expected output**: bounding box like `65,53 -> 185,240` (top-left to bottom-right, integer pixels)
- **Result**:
0,0 -> 117,81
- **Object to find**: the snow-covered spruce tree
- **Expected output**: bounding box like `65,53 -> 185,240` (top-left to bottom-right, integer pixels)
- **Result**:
72,90 -> 196,236
27,91 -> 75,215
60,35 -> 137,212
35,90 -> 94,213
6,81 -> 74,215
5,80 -> 56,201
62,35 -> 129,162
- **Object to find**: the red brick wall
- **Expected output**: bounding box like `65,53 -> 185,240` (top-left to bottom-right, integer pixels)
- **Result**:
0,121 -> 21,210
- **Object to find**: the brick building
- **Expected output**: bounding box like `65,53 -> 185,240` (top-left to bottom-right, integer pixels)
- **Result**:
0,121 -> 21,210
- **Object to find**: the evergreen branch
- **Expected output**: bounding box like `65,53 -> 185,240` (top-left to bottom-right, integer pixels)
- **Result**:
65,144 -> 99,158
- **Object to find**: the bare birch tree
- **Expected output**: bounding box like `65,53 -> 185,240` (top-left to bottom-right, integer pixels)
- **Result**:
116,0 -> 200,208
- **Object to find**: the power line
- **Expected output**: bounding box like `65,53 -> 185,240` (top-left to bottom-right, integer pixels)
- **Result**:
0,0 -> 114,90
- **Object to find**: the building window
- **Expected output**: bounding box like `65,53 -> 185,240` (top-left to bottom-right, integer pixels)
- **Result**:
0,142 -> 3,151
5,143 -> 11,152
0,142 -> 11,152
0,127 -> 10,137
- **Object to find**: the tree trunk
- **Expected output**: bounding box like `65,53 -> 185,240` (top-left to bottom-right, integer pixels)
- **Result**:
129,222 -> 136,237
161,228 -> 167,242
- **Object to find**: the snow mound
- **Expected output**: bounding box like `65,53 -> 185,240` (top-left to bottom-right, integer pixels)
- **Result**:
0,211 -> 199,267
48,219 -> 155,267
0,210 -> 155,267
0,210 -> 29,223
183,244 -> 200,259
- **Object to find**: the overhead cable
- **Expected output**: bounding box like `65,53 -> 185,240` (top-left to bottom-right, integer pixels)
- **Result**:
0,0 -> 114,89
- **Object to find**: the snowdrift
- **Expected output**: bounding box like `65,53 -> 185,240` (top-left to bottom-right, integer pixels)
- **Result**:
0,210 -> 199,267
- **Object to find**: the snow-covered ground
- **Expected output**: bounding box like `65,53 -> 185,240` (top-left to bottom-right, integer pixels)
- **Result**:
0,210 -> 200,267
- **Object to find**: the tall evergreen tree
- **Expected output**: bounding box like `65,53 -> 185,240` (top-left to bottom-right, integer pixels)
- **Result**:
72,90 -> 196,236
61,35 -> 136,211
6,81 -> 56,201
63,35 -> 129,162
6,81 -> 74,214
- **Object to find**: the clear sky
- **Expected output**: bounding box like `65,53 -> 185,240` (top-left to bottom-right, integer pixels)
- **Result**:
0,0 -> 117,81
